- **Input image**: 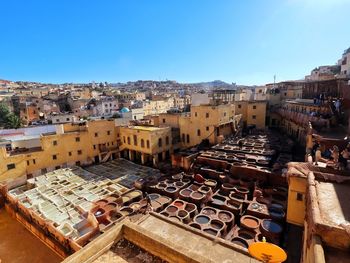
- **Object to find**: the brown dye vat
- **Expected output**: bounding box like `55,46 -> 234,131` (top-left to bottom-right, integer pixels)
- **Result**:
109,210 -> 123,222
166,205 -> 178,214
238,229 -> 256,240
229,192 -> 246,201
174,200 -> 185,208
221,183 -> 235,194
177,210 -> 189,218
204,179 -> 217,189
231,237 -> 249,249
157,196 -> 171,206
210,219 -> 224,230
119,207 -> 133,216
194,215 -> 210,225
179,188 -> 192,199
150,200 -> 163,212
104,202 -> 118,212
157,183 -> 167,189
218,210 -> 234,223
203,228 -> 218,236
199,185 -> 211,194
165,186 -> 177,192
202,207 -> 217,216
175,181 -> 185,187
235,186 -> 249,195
240,215 -> 260,230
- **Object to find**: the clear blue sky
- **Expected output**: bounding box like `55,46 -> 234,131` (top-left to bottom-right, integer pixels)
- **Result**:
0,0 -> 349,85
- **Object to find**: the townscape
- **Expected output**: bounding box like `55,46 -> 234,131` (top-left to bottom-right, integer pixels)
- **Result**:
0,46 -> 349,263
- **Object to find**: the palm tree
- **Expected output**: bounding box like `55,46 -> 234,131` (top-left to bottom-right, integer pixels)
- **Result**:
4,114 -> 22,129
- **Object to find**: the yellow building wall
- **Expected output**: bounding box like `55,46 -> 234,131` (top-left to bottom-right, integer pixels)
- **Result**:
234,101 -> 266,129
0,120 -> 118,183
179,104 -> 235,148
119,126 -> 172,155
287,176 -> 307,226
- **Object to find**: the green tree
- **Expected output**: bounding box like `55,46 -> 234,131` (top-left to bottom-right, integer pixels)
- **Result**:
0,103 -> 23,129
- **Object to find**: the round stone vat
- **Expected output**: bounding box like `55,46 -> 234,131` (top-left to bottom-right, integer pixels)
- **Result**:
240,215 -> 260,230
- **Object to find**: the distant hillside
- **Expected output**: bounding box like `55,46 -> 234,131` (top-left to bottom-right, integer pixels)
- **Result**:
192,80 -> 237,90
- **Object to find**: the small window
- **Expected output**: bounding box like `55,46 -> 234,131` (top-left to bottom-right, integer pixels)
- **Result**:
53,140 -> 57,146
187,134 -> 190,143
195,112 -> 198,117
127,137 -> 131,145
27,160 -> 30,165
224,112 -> 226,116
75,161 -> 81,166
77,150 -> 82,155
66,118 -> 70,121
253,105 -> 256,109
33,159 -> 36,164
55,166 -> 60,170
296,193 -> 303,201
206,126 -> 209,131
41,168 -> 47,174
75,137 -> 80,142
93,145 -> 96,150
206,113 -> 209,118
166,136 -> 169,145
147,140 -> 150,148
238,104 -> 241,109
94,132 -> 98,137
123,136 -> 126,143
252,115 -> 256,119
107,130 -> 111,135
56,119 -> 60,122
133,135 -> 137,146
158,138 -> 162,147
197,129 -> 201,136
69,151 -> 72,156
182,133 -> 185,142
141,139 -> 145,148
163,118 -> 166,123
52,155 -> 57,160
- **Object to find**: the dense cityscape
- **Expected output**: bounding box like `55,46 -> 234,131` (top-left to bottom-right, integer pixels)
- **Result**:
0,46 -> 349,263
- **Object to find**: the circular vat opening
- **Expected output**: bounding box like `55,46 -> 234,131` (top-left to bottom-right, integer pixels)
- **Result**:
240,215 -> 260,230
194,215 -> 210,225
211,195 -> 226,206
180,189 -> 192,197
165,186 -> 177,192
173,200 -> 185,208
191,192 -> 204,199
210,219 -> 224,230
175,181 -> 185,187
231,237 -> 249,249
261,219 -> 283,234
157,183 -> 167,189
184,203 -> 196,213
166,205 -> 178,213
202,207 -> 217,216
177,210 -> 189,218
189,223 -> 202,230
218,211 -> 233,222
94,208 -> 105,217
238,229 -> 256,240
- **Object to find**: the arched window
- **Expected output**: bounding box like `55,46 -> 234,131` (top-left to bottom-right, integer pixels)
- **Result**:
166,136 -> 169,145
141,139 -> 145,148
147,140 -> 150,148
158,138 -> 162,147
182,134 -> 185,142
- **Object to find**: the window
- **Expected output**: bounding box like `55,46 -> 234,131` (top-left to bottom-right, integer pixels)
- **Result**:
195,112 -> 197,117
53,140 -> 57,146
94,132 -> 98,137
56,119 -> 60,122
75,137 -> 80,142
206,113 -> 209,118
158,138 -> 162,147
182,133 -> 185,142
77,150 -> 82,155
141,139 -> 145,148
146,140 -> 150,148
66,118 -> 70,121
123,136 -> 126,143
93,145 -> 96,150
253,105 -> 256,109
27,160 -> 30,165
206,126 -> 209,131
105,104 -> 108,107
107,142 -> 109,146
41,168 -> 47,174
296,193 -> 303,201
133,135 -> 137,146
107,130 -> 111,135
33,159 -> 36,164
127,137 -> 131,145
166,136 -> 169,145
187,134 -> 190,143
55,166 -> 60,170
197,129 -> 201,136
238,105 -> 242,109
252,115 -> 256,119
52,155 -> 57,160
163,118 -> 166,123
69,151 -> 72,156
75,161 -> 81,166
224,112 -> 226,117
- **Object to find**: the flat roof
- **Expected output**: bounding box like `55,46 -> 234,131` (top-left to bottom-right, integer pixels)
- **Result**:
122,125 -> 168,131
